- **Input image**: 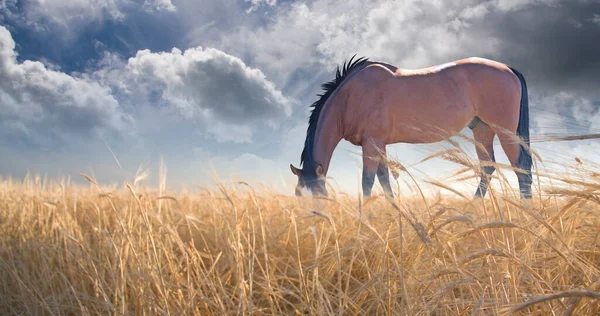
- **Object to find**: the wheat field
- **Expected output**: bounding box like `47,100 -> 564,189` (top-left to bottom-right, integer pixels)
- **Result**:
1,149 -> 600,315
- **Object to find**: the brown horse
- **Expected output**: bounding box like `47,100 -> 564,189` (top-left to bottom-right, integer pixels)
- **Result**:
290,55 -> 532,199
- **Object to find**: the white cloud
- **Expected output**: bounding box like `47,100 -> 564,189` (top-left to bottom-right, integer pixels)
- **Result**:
530,91 -> 599,137
221,0 -> 502,77
226,152 -> 284,189
118,46 -> 291,142
219,3 -> 330,85
23,0 -> 125,32
458,3 -> 491,21
495,0 -> 557,12
245,0 -> 276,13
15,0 -> 176,36
89,45 -> 292,143
197,121 -> 255,144
0,25 -> 290,148
0,26 -> 133,145
179,149 -> 283,190
455,0 -> 558,23
142,0 -> 176,13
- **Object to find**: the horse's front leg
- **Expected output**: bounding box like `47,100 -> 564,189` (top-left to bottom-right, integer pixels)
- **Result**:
362,138 -> 384,198
377,159 -> 393,198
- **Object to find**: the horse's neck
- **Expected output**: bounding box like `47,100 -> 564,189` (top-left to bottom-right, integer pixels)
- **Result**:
312,103 -> 342,175
311,62 -> 371,175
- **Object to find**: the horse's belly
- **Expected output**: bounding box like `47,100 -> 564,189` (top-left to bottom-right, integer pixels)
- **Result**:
389,128 -> 457,144
387,102 -> 474,144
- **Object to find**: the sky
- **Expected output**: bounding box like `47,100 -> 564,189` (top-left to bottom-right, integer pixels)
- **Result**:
0,0 -> 599,196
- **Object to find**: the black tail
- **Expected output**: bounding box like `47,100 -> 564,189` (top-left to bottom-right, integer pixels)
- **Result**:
509,66 -> 533,198
509,67 -> 531,170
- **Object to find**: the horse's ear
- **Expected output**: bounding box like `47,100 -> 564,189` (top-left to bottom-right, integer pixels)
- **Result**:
315,164 -> 324,177
290,164 -> 301,176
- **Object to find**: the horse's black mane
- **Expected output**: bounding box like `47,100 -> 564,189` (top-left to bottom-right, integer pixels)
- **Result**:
300,55 -> 369,167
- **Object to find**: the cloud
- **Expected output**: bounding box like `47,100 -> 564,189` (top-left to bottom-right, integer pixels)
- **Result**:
222,1 -> 490,76
219,3 -> 330,87
1,0 -> 177,45
530,92 -> 600,137
142,0 -> 176,13
19,0 -> 126,32
0,24 -> 291,150
16,0 -> 176,27
95,46 -> 292,142
471,1 -> 600,96
221,0 -> 600,96
245,0 -> 277,13
177,149 -> 283,190
226,152 -> 285,189
0,26 -> 133,148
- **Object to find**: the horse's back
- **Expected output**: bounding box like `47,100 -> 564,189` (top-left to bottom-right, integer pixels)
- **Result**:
404,57 -> 522,119
455,57 -> 510,71
338,57 -> 522,144
340,62 -> 472,144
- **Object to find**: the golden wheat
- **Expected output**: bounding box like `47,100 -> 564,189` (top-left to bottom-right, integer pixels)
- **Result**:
1,150 -> 600,315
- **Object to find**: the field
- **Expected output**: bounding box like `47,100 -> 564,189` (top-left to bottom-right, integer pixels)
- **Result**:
1,153 -> 600,315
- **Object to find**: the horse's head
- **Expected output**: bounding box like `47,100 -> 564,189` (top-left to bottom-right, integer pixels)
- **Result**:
290,163 -> 328,197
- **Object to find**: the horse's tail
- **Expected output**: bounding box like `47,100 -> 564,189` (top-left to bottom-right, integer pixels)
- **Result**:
509,66 -> 532,173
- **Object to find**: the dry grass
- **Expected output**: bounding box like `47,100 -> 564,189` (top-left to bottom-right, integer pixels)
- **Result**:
1,152 -> 600,315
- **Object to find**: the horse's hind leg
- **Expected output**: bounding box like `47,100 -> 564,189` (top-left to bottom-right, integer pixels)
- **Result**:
472,122 -> 496,198
496,131 -> 532,199
376,147 -> 393,198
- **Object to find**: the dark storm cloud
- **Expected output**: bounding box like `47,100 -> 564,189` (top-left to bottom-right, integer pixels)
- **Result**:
444,0 -> 600,135
466,0 -> 600,98
226,0 -> 599,100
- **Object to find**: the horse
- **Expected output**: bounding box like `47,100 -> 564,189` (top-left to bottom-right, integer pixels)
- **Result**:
290,55 -> 532,199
